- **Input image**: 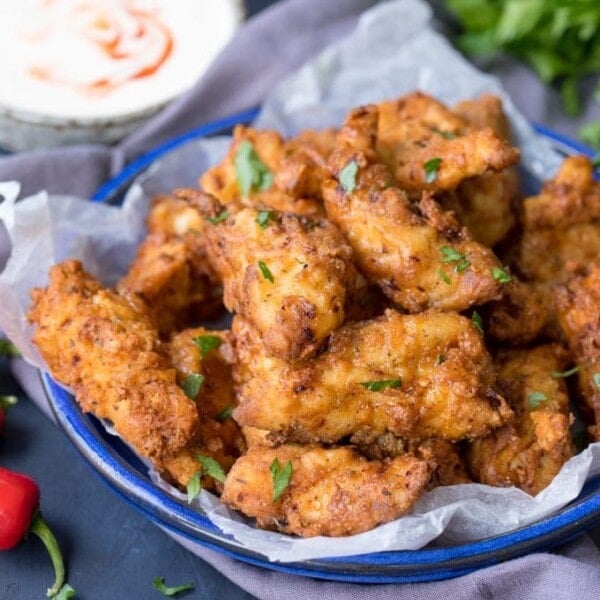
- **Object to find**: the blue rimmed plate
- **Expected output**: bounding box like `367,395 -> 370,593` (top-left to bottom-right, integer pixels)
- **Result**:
43,111 -> 600,583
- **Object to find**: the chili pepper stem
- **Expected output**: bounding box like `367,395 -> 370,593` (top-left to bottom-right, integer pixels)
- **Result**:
28,512 -> 65,598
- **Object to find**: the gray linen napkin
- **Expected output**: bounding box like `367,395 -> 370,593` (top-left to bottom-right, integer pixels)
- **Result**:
1,0 -> 599,598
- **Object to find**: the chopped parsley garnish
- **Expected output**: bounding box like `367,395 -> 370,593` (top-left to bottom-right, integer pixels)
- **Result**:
192,334 -> 222,359
471,311 -> 484,334
437,268 -> 452,285
270,458 -> 293,503
206,209 -> 229,225
181,373 -> 204,400
216,405 -> 234,422
440,246 -> 470,272
339,160 -> 359,193
0,339 -> 20,357
256,210 -> 277,229
491,267 -> 512,284
360,379 -> 403,392
528,391 -> 547,409
593,373 -> 600,391
434,129 -> 458,139
196,454 -> 226,483
437,355 -> 447,365
186,472 -> 201,503
153,577 -> 195,597
235,140 -> 273,195
424,157 -> 442,183
551,366 -> 580,379
258,260 -> 274,283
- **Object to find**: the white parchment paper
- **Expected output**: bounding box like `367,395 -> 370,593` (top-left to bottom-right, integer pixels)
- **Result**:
0,0 -> 598,562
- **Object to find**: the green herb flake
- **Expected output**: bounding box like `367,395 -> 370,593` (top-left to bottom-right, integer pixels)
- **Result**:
437,268 -> 452,285
206,210 -> 229,225
0,339 -> 20,357
424,157 -> 442,183
440,246 -> 471,273
360,379 -> 403,392
528,391 -> 548,409
339,160 -> 359,193
153,577 -> 195,597
551,366 -> 580,379
258,260 -> 274,283
434,128 -> 458,139
181,373 -> 204,400
471,311 -> 484,334
270,458 -> 293,503
0,395 -> 18,410
491,267 -> 512,284
196,454 -> 226,484
192,335 -> 222,359
437,355 -> 447,365
186,472 -> 201,503
256,210 -> 277,229
216,405 -> 234,422
235,140 -> 273,195
593,373 -> 600,392
54,584 -> 77,600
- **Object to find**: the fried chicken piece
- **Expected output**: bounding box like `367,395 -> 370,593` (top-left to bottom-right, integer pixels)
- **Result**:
467,345 -> 575,495
160,328 -> 245,492
194,194 -> 357,360
375,92 -> 520,195
453,94 -> 512,140
323,105 -> 503,313
221,444 -> 433,537
358,434 -> 472,487
484,279 -> 552,346
553,264 -> 600,440
28,260 -> 198,460
200,125 -> 334,217
233,310 -> 512,444
518,156 -> 600,283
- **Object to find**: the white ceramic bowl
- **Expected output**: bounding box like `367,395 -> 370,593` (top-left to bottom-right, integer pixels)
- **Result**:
0,0 -> 244,151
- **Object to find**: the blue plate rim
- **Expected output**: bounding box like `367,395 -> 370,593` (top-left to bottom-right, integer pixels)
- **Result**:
43,111 -> 600,583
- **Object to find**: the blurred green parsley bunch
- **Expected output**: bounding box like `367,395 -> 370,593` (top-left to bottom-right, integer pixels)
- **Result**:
446,0 -> 600,153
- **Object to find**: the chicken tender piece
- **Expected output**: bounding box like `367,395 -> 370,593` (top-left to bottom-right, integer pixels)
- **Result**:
484,279 -> 552,346
376,92 -> 520,194
358,434 -> 472,487
519,156 -> 600,283
467,345 -> 575,495
233,311 -> 512,444
195,194 -> 356,360
160,328 -> 245,492
553,264 -> 600,440
28,261 -> 198,460
221,444 -> 433,537
200,125 -> 334,217
323,105 -> 503,313
453,94 -> 512,140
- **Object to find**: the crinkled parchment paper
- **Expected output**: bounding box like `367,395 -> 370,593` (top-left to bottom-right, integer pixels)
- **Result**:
1,0 -> 598,562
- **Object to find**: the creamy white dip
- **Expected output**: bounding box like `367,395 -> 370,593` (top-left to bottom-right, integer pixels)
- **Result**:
0,0 -> 242,119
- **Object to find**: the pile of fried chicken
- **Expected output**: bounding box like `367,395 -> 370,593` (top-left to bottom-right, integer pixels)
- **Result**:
29,92 -> 600,538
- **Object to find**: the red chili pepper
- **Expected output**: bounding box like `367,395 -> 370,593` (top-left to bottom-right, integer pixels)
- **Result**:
0,466 -> 66,597
0,395 -> 18,434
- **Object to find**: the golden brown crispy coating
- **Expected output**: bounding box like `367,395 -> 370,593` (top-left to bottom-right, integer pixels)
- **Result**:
160,328 -> 245,492
484,279 -> 552,346
453,94 -> 512,141
467,345 -> 575,495
117,233 -> 214,336
553,264 -> 600,440
323,105 -> 503,313
518,156 -> 600,283
28,260 -> 198,460
375,92 -> 520,195
200,125 -> 332,217
233,310 -> 512,444
194,194 -> 357,361
221,444 -> 433,537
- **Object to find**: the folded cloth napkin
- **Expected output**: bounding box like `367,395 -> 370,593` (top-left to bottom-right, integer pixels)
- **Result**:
1,0 -> 599,598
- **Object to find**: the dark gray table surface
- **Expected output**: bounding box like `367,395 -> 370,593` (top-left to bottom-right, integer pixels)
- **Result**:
2,1 -> 600,599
